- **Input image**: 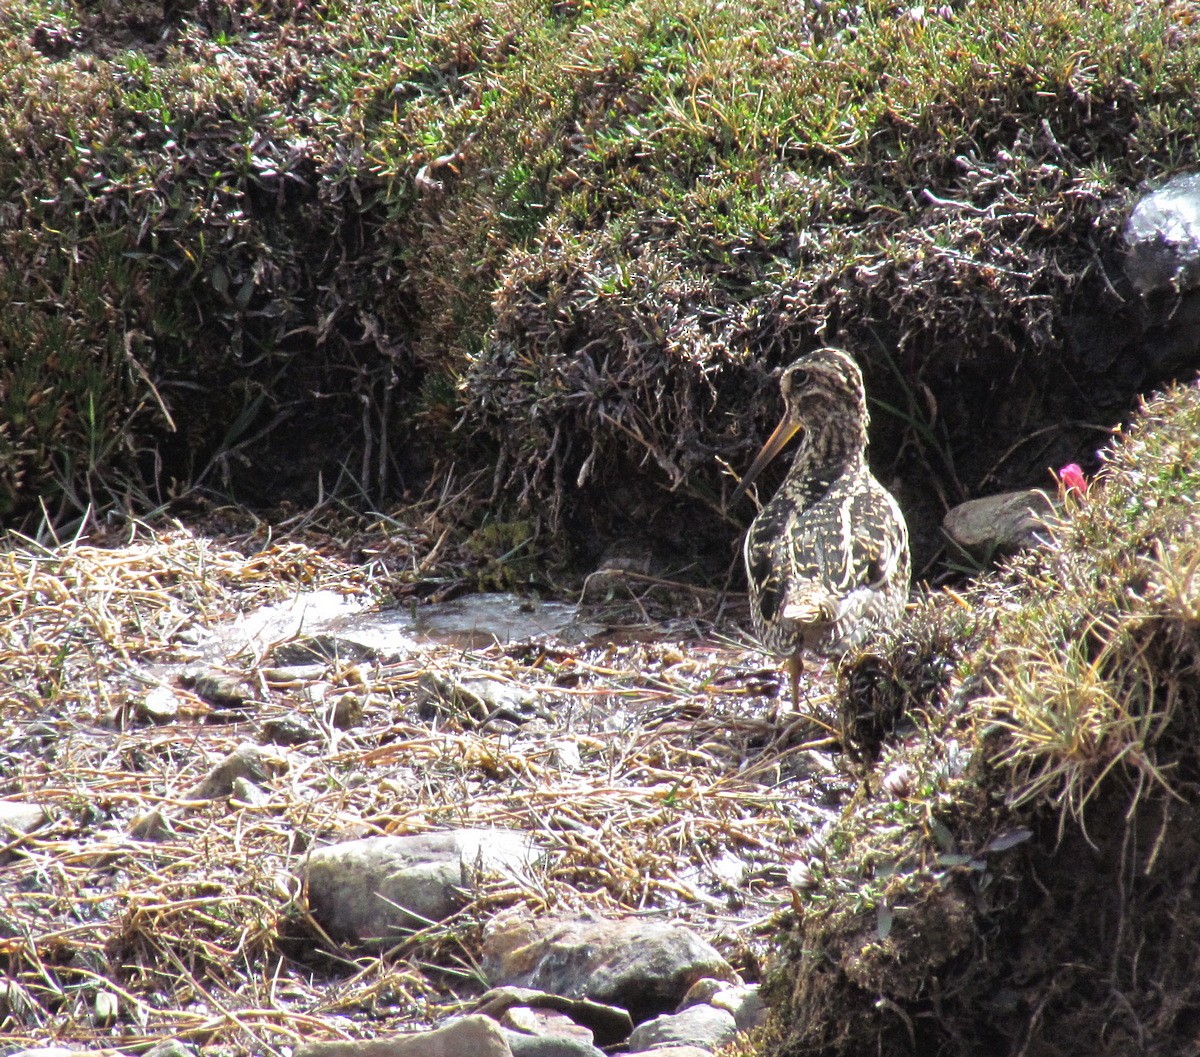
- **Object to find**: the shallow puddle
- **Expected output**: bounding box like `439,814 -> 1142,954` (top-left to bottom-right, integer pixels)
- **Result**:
204,589 -> 600,663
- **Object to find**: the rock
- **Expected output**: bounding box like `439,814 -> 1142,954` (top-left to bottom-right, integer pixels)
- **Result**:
330,690 -> 364,728
138,684 -> 182,723
547,739 -> 582,772
262,663 -> 329,685
129,743 -> 279,840
302,830 -> 540,945
143,1043 -> 199,1057
500,1004 -> 609,1056
704,983 -> 766,1032
272,632 -> 387,666
482,911 -> 736,1022
185,742 -> 277,799
294,1014 -> 513,1057
418,672 -> 549,726
621,1049 -> 713,1057
625,1003 -> 736,1052
93,989 -> 119,1025
473,986 -> 632,1047
502,1006 -> 594,1041
503,1029 -> 606,1057
0,801 -> 48,863
180,667 -> 253,710
230,776 -> 270,806
942,489 -> 1055,554
1124,172 -> 1200,296
128,809 -> 173,842
259,712 -> 322,745
0,800 -> 49,837
580,542 -> 656,602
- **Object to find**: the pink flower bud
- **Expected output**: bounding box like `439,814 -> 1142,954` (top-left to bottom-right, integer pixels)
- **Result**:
1056,463 -> 1088,499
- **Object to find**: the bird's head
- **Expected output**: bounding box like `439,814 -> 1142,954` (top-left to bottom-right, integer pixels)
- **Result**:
731,348 -> 869,506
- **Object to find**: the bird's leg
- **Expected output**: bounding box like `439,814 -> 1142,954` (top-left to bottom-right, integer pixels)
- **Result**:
787,654 -> 804,711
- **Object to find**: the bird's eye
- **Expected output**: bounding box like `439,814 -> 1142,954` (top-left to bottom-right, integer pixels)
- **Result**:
789,368 -> 810,388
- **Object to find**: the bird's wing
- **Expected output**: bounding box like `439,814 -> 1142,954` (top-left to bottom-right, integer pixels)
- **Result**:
743,498 -> 795,628
838,485 -> 909,591
775,484 -> 908,625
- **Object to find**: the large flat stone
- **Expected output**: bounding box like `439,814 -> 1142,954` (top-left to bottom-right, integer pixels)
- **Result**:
303,830 -> 540,945
482,911 -> 735,1022
294,1015 -> 512,1057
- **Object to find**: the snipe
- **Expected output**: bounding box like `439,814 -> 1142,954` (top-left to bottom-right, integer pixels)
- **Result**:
731,348 -> 910,702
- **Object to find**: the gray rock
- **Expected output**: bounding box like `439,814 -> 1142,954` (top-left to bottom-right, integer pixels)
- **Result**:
259,712 -> 322,745
501,1005 -> 607,1056
418,672 -> 550,726
180,667 -> 253,709
329,690 -> 365,728
0,802 -> 51,868
293,1014 -> 512,1057
272,631 -> 390,666
623,1048 -> 715,1057
503,1030 -> 605,1057
129,743 -> 278,841
185,742 -> 277,799
93,988 -> 119,1025
262,663 -> 329,685
547,739 -> 583,772
625,1003 -> 737,1052
138,684 -> 182,723
143,1042 -> 199,1057
676,978 -> 764,1029
0,800 -> 49,839
1125,172 -> 1200,296
303,830 -> 541,945
230,777 -> 270,806
942,489 -> 1055,555
502,1005 -> 595,1042
709,983 -> 766,1032
473,986 -> 632,1046
482,912 -> 736,1022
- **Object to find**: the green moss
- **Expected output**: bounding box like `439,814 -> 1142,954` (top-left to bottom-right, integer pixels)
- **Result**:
464,518 -> 540,589
1,0 -> 1199,536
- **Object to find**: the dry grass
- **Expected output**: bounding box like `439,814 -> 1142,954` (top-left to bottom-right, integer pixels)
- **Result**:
0,509 -> 845,1053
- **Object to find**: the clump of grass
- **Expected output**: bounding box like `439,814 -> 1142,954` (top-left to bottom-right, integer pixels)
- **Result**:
3,0 -> 1199,562
980,381 -> 1200,833
984,617 -> 1178,840
764,379 -> 1200,1055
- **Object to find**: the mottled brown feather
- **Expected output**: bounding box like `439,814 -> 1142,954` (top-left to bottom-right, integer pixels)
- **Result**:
736,349 -> 910,688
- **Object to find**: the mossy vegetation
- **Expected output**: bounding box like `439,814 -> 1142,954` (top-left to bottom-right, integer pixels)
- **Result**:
765,380 -> 1200,1055
2,0 -> 1199,568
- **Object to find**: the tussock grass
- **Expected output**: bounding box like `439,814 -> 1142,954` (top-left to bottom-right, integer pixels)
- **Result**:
2,0 -> 1198,566
981,381 -> 1200,837
765,380 -> 1200,1055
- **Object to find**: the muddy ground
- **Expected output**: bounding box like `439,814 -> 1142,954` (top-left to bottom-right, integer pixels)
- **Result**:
0,509 -> 856,1053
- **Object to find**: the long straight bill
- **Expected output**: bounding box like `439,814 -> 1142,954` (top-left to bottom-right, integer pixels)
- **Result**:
730,417 -> 802,506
